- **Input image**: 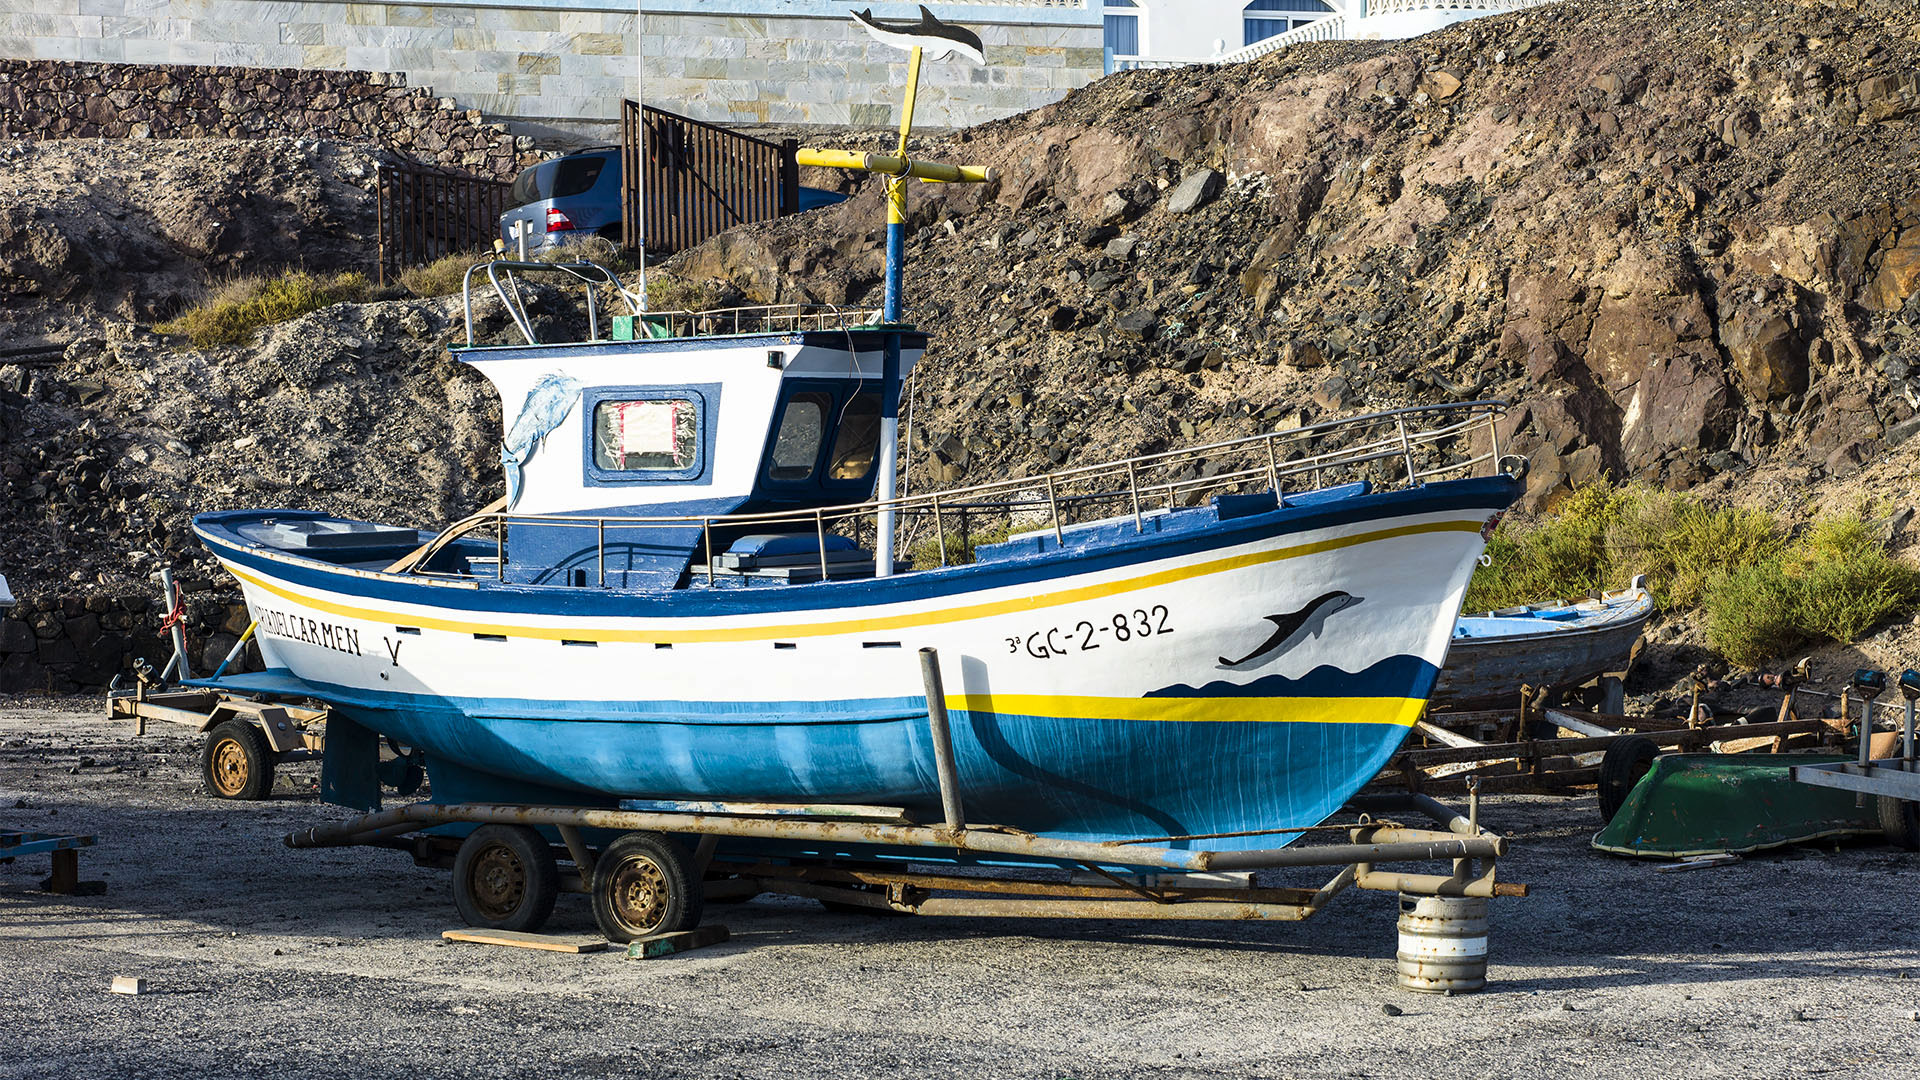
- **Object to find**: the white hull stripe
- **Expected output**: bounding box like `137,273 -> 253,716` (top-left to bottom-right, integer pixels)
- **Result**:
220,518 -> 1483,644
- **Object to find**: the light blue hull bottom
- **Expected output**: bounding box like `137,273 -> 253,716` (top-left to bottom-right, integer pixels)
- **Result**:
325,692 -> 1414,856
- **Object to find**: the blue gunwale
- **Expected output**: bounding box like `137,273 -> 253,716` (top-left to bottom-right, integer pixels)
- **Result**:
194,472 -> 1519,621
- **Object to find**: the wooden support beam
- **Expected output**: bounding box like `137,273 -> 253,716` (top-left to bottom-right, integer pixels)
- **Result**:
441,929 -> 608,953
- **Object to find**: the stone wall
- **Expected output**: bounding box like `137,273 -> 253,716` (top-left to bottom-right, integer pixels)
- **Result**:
0,585 -> 251,695
0,59 -> 533,179
0,1 -> 1105,137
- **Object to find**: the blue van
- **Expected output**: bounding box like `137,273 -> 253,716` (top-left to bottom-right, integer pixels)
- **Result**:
499,147 -> 847,255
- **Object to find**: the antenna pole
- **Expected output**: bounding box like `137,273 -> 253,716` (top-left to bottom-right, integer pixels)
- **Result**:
634,0 -> 648,310
872,45 -> 922,579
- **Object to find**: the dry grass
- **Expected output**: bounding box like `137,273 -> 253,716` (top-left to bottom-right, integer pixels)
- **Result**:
396,251 -> 487,298
157,269 -> 371,348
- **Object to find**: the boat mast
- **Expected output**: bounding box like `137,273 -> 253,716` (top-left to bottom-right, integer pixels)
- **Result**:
799,9 -> 990,577
634,0 -> 648,310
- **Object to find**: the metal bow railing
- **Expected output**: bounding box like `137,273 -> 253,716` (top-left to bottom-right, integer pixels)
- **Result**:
398,400 -> 1512,588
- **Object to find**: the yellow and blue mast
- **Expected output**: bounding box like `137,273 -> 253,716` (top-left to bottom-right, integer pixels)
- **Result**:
797,7 -> 991,576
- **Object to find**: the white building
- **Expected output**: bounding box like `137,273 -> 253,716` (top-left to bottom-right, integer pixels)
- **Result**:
1101,0 -> 1557,70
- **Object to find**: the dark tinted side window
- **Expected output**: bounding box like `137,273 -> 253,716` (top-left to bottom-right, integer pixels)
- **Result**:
508,155 -> 610,207
768,392 -> 831,481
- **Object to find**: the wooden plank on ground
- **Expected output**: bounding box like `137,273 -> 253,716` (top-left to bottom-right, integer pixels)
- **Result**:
626,924 -> 729,959
441,929 -> 608,953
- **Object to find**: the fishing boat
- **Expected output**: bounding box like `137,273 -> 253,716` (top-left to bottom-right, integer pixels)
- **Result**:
184,14 -> 1522,861
1431,578 -> 1653,711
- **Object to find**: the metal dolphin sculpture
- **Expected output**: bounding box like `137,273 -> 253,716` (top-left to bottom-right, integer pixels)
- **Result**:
500,373 -> 582,509
1217,591 -> 1365,669
851,6 -> 986,64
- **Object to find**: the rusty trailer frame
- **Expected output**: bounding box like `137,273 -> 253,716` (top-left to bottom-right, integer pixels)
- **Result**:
286,790 -> 1525,923
1377,696 -> 1844,799
285,650 -> 1525,931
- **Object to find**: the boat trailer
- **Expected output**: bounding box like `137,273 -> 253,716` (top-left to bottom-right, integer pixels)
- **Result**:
278,649 -> 1526,992
290,787 -> 1523,992
1790,668 -> 1920,850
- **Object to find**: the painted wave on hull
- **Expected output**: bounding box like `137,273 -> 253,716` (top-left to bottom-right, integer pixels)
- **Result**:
1144,654 -> 1439,700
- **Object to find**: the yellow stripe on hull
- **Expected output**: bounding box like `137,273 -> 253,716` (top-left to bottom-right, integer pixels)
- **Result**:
950,694 -> 1427,727
217,517 -> 1481,645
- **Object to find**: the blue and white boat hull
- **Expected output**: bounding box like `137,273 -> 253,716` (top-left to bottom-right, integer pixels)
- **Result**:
196,475 -> 1516,852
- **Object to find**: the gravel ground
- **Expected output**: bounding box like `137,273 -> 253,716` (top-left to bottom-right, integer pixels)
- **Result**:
1,695 -> 1916,1080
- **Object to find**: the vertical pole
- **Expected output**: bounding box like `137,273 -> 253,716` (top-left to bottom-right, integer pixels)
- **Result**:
1127,459 -> 1143,533
1896,687 -> 1912,764
1859,695 -> 1874,772
872,46 -> 922,580
918,647 -> 966,831
159,567 -> 190,681
634,1 -> 649,310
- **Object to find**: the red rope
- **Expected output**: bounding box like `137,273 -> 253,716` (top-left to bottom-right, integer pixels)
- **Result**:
156,583 -> 186,637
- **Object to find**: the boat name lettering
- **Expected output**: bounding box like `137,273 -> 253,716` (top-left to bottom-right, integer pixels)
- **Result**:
1007,605 -> 1172,660
254,606 -> 362,657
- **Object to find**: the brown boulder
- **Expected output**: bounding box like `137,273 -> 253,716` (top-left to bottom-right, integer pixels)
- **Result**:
1717,303 -> 1806,401
1866,226 -> 1920,312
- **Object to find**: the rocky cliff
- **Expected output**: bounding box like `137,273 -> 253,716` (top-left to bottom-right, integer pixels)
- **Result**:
681,0 -> 1920,506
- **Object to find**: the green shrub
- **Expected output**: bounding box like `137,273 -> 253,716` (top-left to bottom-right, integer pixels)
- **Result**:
1477,484 -> 1920,664
1609,489 -> 1783,608
641,269 -> 722,313
1704,563 -> 1807,666
1782,516 -> 1920,645
158,270 -> 371,348
908,520 -> 1011,570
1464,481 -> 1623,611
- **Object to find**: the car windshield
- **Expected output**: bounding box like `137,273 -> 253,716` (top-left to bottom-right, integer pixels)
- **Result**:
509,155 -> 610,207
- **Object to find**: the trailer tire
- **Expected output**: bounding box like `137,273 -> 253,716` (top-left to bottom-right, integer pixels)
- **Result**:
590,832 -> 701,943
201,720 -> 274,800
1878,796 -> 1920,851
452,825 -> 559,932
1598,735 -> 1659,825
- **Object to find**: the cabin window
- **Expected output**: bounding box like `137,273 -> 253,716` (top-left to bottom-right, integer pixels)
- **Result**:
592,397 -> 700,472
826,391 -> 883,481
768,391 -> 832,481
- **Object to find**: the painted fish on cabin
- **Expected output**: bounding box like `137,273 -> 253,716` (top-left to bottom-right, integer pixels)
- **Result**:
1217,591 -> 1365,669
501,373 -> 582,509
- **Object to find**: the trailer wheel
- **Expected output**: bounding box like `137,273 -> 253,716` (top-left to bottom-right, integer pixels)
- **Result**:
590,832 -> 701,943
1878,797 -> 1920,851
452,825 -> 558,932
201,720 -> 274,800
1598,735 -> 1659,824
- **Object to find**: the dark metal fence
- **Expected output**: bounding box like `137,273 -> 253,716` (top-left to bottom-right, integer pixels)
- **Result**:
622,100 -> 800,256
376,163 -> 512,285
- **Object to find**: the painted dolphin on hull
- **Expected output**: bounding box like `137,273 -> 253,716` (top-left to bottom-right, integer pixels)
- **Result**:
851,6 -> 986,64
1217,591 -> 1365,669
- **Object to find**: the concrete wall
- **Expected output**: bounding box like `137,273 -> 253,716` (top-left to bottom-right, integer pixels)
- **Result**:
0,1 -> 1105,137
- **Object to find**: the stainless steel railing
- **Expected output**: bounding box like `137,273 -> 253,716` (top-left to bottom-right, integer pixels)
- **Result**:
401,400 -> 1512,587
